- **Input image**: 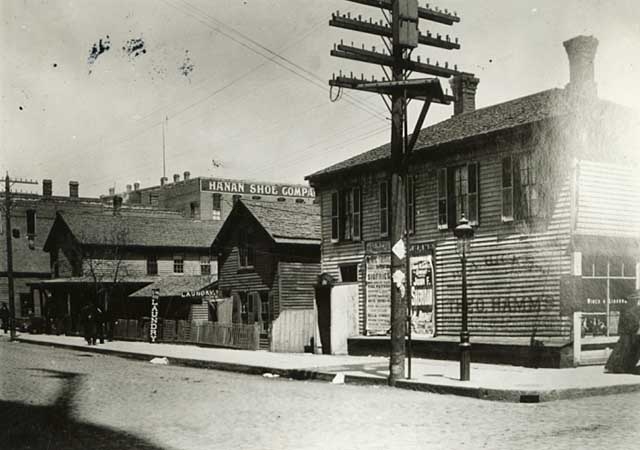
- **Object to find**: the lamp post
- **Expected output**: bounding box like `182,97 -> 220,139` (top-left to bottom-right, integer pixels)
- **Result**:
454,214 -> 474,381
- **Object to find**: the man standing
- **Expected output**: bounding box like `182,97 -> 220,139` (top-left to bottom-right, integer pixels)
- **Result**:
0,303 -> 9,334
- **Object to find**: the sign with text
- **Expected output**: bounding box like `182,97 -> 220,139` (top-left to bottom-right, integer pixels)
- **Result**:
201,178 -> 315,198
410,254 -> 434,336
365,240 -> 391,335
150,289 -> 159,343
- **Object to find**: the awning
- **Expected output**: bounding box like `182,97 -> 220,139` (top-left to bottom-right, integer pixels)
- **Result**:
28,275 -> 157,288
128,275 -> 218,300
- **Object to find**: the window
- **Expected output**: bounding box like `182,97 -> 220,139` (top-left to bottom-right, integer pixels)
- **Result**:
212,194 -> 222,220
502,153 -> 540,222
260,292 -> 272,334
190,201 -> 199,218
339,264 -> 358,282
438,163 -> 479,229
406,176 -> 416,234
146,255 -> 158,275
26,210 -> 36,237
200,255 -> 211,275
379,181 -> 390,236
173,254 -> 184,273
330,188 -> 362,242
238,229 -> 255,268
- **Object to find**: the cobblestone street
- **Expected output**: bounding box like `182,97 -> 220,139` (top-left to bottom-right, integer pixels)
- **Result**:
1,340 -> 639,450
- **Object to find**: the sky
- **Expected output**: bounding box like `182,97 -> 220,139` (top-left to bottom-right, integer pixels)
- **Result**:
1,0 -> 639,197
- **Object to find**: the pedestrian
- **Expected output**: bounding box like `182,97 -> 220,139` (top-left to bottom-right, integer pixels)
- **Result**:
605,295 -> 640,374
0,303 -> 9,334
79,302 -> 98,345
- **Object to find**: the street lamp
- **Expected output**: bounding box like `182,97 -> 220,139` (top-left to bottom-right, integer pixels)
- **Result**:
454,214 -> 474,381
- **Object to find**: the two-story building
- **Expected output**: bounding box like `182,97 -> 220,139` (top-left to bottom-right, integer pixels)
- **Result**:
306,36 -> 640,367
212,199 -> 321,352
38,201 -> 220,334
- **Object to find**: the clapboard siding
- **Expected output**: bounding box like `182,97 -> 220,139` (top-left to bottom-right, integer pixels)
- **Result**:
218,246 -> 274,294
314,127 -> 578,340
278,261 -> 320,310
576,160 -> 640,238
270,309 -> 316,352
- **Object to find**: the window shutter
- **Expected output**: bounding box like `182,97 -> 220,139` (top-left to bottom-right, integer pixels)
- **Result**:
352,187 -> 361,241
406,176 -> 415,234
513,156 -> 523,220
331,192 -> 339,241
467,163 -> 479,225
446,167 -> 456,228
437,168 -> 448,229
501,156 -> 514,221
379,181 -> 389,236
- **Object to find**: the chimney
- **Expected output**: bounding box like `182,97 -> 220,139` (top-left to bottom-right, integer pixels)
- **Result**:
69,181 -> 79,198
450,73 -> 480,116
108,187 -> 115,196
160,177 -> 168,186
113,195 -> 123,215
42,179 -> 52,197
133,181 -> 140,191
126,184 -> 132,193
183,171 -> 190,181
563,35 -> 598,98
173,173 -> 180,183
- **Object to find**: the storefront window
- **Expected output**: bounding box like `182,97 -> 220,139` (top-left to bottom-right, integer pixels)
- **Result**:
581,254 -> 637,336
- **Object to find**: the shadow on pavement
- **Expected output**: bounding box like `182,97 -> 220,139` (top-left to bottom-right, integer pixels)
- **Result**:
1,368 -> 165,450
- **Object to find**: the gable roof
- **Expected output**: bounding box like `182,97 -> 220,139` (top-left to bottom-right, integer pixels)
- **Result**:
213,199 -> 320,248
44,212 -> 221,251
307,88 -> 570,180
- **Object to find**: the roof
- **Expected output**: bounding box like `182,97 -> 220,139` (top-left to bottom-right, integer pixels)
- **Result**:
45,212 -> 221,250
129,275 -> 217,299
307,89 -> 571,179
239,200 -> 321,244
213,199 -> 320,249
29,275 -> 156,286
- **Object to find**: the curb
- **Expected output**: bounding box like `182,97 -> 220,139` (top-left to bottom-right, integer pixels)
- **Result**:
15,338 -> 640,403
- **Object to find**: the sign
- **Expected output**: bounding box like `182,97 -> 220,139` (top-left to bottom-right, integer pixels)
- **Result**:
365,240 -> 391,335
581,279 -> 636,313
201,178 -> 315,198
392,238 -> 406,260
181,289 -> 218,298
410,254 -> 434,337
150,289 -> 159,343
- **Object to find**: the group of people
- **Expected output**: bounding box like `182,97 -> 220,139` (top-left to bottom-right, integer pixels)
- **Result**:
79,302 -> 107,345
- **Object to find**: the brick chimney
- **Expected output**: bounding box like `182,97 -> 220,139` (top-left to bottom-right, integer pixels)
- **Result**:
173,173 -> 180,183
563,35 -> 598,98
183,171 -> 190,181
160,177 -> 168,186
108,187 -> 115,196
133,181 -> 140,191
69,181 -> 79,198
113,195 -> 123,215
450,73 -> 480,116
126,184 -> 132,193
42,179 -> 52,197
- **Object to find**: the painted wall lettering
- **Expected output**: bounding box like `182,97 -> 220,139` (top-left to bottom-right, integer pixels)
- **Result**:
201,178 -> 315,198
150,289 -> 159,343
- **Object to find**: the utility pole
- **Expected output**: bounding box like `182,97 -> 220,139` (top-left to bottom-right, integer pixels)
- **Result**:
329,0 -> 468,385
3,173 -> 38,340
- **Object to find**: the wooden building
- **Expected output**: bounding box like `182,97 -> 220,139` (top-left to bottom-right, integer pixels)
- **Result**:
306,36 -> 640,367
212,199 -> 320,352
38,206 -> 220,334
0,179 -> 177,325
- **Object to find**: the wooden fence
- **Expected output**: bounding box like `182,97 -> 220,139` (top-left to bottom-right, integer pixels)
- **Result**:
113,319 -> 260,350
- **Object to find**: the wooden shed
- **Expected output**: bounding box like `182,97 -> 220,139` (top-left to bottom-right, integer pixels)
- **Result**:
212,199 -> 321,352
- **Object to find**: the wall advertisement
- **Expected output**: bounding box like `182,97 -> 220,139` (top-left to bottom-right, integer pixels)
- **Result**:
409,243 -> 435,337
365,240 -> 391,335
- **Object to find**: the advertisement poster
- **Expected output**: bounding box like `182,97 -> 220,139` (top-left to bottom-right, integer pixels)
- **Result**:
410,254 -> 434,337
365,241 -> 391,335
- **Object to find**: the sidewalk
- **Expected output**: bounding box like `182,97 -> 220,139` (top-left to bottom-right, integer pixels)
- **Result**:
12,333 -> 640,403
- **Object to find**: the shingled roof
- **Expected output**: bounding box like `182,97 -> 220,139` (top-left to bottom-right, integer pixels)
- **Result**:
129,275 -> 217,299
44,212 -> 221,251
306,88 -> 569,180
213,200 -> 320,248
